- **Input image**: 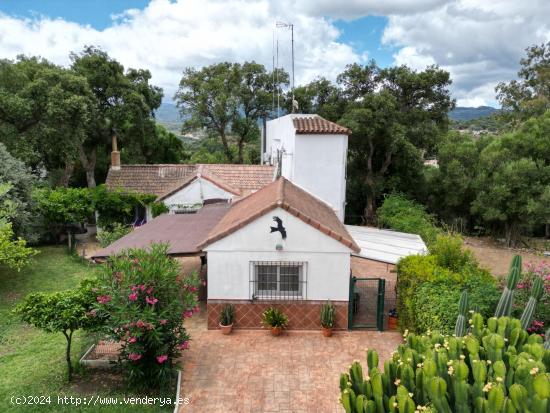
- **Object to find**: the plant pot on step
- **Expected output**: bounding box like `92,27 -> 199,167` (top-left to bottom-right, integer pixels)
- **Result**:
322,327 -> 333,337
219,323 -> 233,335
388,316 -> 398,330
271,326 -> 282,336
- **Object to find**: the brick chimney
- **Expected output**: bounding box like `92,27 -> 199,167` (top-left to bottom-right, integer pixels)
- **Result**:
111,133 -> 121,170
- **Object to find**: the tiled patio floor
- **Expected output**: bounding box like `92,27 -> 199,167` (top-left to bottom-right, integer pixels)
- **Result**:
177,305 -> 402,413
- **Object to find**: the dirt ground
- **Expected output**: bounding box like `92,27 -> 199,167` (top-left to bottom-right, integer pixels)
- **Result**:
463,236 -> 549,276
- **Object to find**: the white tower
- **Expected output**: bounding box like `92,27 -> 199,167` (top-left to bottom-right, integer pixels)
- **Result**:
265,114 -> 350,222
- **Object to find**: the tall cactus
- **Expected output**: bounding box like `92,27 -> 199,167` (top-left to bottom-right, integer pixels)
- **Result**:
495,255 -> 522,317
455,290 -> 469,337
520,277 -> 544,329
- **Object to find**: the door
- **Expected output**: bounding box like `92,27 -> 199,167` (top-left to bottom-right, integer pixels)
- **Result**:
348,277 -> 385,330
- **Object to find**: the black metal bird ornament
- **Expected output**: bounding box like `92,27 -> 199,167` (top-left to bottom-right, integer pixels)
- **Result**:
270,216 -> 287,239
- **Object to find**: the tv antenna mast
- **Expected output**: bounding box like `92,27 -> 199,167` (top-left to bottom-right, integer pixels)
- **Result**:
274,21 -> 295,115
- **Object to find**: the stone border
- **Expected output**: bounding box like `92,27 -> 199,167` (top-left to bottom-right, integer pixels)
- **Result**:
79,344 -> 118,369
173,369 -> 182,413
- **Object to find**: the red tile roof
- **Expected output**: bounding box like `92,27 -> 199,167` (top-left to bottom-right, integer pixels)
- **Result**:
198,177 -> 359,252
106,163 -> 275,199
91,203 -> 230,258
293,115 -> 351,135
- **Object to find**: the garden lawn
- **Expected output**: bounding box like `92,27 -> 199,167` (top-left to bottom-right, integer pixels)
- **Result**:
0,246 -> 171,412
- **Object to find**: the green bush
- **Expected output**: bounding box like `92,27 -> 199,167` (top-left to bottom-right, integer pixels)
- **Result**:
339,314 -> 550,413
95,244 -> 200,391
151,201 -> 169,218
413,273 -> 500,334
378,194 -> 441,246
96,223 -> 132,247
397,234 -> 499,334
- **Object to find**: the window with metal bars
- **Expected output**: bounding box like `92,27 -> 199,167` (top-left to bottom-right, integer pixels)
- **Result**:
250,261 -> 306,300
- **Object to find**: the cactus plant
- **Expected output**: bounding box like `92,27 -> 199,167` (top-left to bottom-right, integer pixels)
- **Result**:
455,290 -> 469,337
520,276 -> 544,329
494,255 -> 522,318
339,313 -> 550,413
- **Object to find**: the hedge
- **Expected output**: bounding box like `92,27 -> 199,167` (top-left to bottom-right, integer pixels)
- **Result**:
396,234 -> 500,334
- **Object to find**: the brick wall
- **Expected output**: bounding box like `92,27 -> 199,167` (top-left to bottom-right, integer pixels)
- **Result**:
207,300 -> 348,330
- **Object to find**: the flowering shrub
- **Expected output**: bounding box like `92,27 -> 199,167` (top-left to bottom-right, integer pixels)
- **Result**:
510,260 -> 550,338
95,243 -> 200,390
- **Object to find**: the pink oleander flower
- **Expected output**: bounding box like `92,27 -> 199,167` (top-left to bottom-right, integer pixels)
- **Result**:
193,305 -> 200,313
183,310 -> 193,318
131,285 -> 138,292
128,353 -> 142,361
128,293 -> 138,301
140,284 -> 146,291
146,287 -> 153,294
128,336 -> 137,344
179,341 -> 189,350
159,319 -> 168,325
156,354 -> 168,364
96,295 -> 111,304
145,296 -> 158,305
189,286 -> 198,292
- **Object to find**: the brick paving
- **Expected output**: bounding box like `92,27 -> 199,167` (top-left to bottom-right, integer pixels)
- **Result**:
178,304 -> 403,413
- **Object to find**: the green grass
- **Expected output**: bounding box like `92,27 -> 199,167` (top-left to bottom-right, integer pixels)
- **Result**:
0,247 -> 172,412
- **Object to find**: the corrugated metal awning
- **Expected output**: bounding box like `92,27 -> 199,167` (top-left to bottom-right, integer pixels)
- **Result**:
345,225 -> 428,264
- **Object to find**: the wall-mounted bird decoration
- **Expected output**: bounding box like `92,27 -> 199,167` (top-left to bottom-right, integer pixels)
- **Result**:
270,216 -> 287,239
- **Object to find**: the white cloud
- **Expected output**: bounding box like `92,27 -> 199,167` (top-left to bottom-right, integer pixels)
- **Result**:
0,0 -> 361,100
382,0 -> 550,106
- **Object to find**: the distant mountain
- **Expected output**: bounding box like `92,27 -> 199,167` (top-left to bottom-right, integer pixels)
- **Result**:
155,102 -> 184,135
449,106 -> 498,121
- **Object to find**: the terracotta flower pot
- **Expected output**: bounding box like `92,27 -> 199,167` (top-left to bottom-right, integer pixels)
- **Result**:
271,326 -> 282,336
322,327 -> 333,337
388,316 -> 398,330
219,323 -> 233,335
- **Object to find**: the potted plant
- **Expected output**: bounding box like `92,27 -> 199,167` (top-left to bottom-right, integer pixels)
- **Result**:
388,308 -> 398,330
219,304 -> 235,335
320,301 -> 335,337
261,307 -> 288,336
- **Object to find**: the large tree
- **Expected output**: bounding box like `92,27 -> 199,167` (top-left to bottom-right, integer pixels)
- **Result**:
340,63 -> 454,223
71,47 -> 163,187
175,62 -> 286,163
0,57 -> 93,185
496,42 -> 550,123
472,111 -> 550,246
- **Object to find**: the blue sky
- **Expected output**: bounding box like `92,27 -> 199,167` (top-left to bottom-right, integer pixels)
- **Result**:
1,1 -> 394,67
0,0 -> 547,107
1,0 -> 150,29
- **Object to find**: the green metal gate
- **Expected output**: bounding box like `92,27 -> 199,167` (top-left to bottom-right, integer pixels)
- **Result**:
348,277 -> 386,330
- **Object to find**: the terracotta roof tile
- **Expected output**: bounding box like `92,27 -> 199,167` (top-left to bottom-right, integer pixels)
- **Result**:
106,163 -> 275,199
198,177 -> 359,252
293,115 -> 351,135
91,203 -> 229,258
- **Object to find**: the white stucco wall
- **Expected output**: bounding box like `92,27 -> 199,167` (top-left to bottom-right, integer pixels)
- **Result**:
266,115 -> 348,221
204,207 -> 352,301
163,178 -> 233,212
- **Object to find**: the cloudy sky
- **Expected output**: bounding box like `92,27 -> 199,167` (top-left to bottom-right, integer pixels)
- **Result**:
1,0 -> 549,107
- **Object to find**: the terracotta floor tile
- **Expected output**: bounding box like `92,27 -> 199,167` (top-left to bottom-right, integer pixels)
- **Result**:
177,303 -> 402,413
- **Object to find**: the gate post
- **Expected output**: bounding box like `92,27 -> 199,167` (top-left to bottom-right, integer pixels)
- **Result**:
348,276 -> 356,330
376,279 -> 386,331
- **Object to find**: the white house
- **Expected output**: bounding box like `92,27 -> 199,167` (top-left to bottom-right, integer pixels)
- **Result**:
265,114 -> 351,221
198,177 -> 359,329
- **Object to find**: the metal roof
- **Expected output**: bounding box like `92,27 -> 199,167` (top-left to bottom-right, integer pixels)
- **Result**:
345,225 -> 428,264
